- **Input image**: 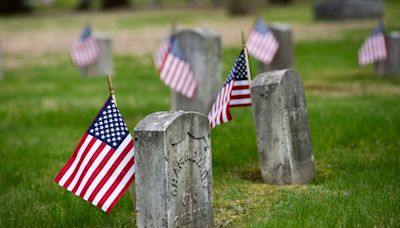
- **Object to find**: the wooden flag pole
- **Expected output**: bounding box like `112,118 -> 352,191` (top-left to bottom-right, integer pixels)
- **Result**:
107,74 -> 137,208
172,20 -> 177,34
107,74 -> 117,103
170,21 -> 177,111
376,17 -> 385,76
242,30 -> 252,81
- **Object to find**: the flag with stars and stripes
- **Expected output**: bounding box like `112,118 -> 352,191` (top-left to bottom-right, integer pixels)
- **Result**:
154,33 -> 171,71
208,50 -> 251,128
54,96 -> 135,214
159,36 -> 197,98
358,22 -> 387,65
70,25 -> 101,67
246,17 -> 279,64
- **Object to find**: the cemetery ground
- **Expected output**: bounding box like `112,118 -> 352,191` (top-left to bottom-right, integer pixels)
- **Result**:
1,1 -> 400,227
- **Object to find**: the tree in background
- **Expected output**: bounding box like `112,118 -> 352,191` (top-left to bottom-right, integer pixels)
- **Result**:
0,0 -> 31,14
269,0 -> 292,4
227,0 -> 251,15
101,0 -> 130,9
76,0 -> 92,11
227,0 -> 265,16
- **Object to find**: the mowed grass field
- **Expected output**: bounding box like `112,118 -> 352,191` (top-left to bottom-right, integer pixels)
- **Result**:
1,1 -> 400,227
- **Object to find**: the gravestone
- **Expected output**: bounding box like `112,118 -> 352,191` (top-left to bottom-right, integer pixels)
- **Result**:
260,23 -> 294,72
314,0 -> 383,20
375,31 -> 400,76
173,29 -> 221,115
80,32 -> 113,77
134,111 -> 214,227
251,69 -> 315,184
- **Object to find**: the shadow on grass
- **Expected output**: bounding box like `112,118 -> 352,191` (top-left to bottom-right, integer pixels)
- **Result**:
232,160 -> 335,185
232,163 -> 264,183
312,160 -> 334,185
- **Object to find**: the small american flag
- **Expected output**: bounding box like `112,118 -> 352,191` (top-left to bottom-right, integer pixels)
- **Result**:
154,33 -> 171,70
246,17 -> 279,64
55,96 -> 135,213
70,25 -> 101,67
208,50 -> 251,128
358,22 -> 387,65
159,36 -> 197,98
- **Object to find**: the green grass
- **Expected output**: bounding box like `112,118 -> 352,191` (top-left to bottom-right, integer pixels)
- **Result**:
1,2 -> 400,227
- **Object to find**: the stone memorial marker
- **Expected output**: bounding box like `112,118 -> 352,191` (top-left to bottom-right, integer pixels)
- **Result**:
375,31 -> 400,76
173,29 -> 221,115
251,69 -> 315,184
314,0 -> 383,20
134,111 -> 214,227
260,23 -> 294,72
80,32 -> 113,77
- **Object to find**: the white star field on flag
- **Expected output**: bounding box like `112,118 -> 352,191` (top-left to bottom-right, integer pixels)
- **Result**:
88,100 -> 129,148
208,50 -> 251,128
55,96 -> 135,213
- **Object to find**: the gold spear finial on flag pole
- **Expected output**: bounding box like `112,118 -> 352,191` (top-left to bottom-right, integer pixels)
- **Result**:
242,30 -> 252,81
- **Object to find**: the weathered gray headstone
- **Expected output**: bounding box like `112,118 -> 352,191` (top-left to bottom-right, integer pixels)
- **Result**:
314,0 -> 384,20
134,111 -> 214,227
173,29 -> 221,115
375,31 -> 400,76
80,32 -> 113,77
251,69 -> 315,184
260,23 -> 294,72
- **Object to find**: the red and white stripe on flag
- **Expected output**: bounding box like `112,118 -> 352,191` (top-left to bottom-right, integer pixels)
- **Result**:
70,37 -> 101,67
247,31 -> 279,64
159,51 -> 197,98
208,50 -> 251,128
154,36 -> 171,70
208,81 -> 234,129
358,33 -> 387,65
230,80 -> 251,107
54,97 -> 135,213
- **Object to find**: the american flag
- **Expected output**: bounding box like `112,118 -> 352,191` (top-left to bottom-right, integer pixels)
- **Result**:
246,17 -> 279,64
159,36 -> 197,98
358,22 -> 387,65
153,34 -> 171,70
208,50 -> 251,128
70,25 -> 101,67
54,96 -> 135,213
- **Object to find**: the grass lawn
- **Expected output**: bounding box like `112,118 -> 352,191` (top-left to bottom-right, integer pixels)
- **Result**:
1,1 -> 400,227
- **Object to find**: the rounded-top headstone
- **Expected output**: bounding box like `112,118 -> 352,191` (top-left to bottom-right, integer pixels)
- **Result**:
134,111 -> 214,228
173,29 -> 221,115
80,32 -> 113,77
375,31 -> 400,76
251,69 -> 315,184
260,23 -> 294,72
